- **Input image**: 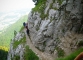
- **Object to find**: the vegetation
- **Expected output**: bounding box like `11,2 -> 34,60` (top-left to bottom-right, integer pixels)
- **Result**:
11,55 -> 20,60
0,15 -> 28,49
0,49 -> 8,60
13,35 -> 26,49
32,0 -> 48,20
58,0 -> 64,5
12,26 -> 39,60
77,40 -> 83,47
0,46 -> 9,51
56,47 -> 83,60
24,46 -> 39,60
56,47 -> 64,57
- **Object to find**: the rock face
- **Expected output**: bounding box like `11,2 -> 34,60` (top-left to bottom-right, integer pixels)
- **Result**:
7,31 -> 26,60
28,0 -> 83,56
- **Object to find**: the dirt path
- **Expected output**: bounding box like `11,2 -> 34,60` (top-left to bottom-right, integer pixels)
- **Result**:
24,29 -> 54,60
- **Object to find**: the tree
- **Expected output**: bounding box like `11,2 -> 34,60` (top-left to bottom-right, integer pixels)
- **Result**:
32,0 -> 38,5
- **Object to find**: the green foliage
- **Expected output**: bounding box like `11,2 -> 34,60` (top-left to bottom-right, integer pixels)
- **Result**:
0,49 -> 8,60
13,36 -> 26,49
0,15 -> 27,48
56,48 -> 83,60
77,40 -> 83,47
32,0 -> 46,12
32,0 -> 48,20
43,41 -> 46,47
24,46 -> 39,60
11,55 -> 20,60
50,3 -> 53,9
56,47 -> 64,57
58,0 -> 64,5
36,25 -> 40,31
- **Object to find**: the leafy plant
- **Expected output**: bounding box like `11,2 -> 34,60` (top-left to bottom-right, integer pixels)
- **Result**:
11,55 -> 20,60
56,47 -> 65,57
13,36 -> 26,49
32,0 -> 48,20
24,46 -> 39,60
77,40 -> 83,47
58,0 -> 64,5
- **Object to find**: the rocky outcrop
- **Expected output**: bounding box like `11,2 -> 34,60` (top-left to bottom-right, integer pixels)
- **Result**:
7,31 -> 26,60
7,0 -> 83,60
28,0 -> 83,57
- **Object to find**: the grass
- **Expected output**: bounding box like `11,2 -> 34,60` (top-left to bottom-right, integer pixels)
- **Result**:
56,47 -> 83,60
32,0 -> 48,20
24,46 -> 39,60
32,0 -> 46,12
13,35 -> 26,49
11,55 -> 20,60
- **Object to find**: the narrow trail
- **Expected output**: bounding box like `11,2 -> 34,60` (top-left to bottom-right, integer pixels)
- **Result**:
24,29 -> 54,60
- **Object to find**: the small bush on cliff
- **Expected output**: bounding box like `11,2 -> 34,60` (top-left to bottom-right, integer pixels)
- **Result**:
77,40 -> 83,47
13,36 -> 26,49
32,0 -> 46,12
24,46 -> 39,60
56,47 -> 64,57
11,55 -> 20,60
32,0 -> 48,20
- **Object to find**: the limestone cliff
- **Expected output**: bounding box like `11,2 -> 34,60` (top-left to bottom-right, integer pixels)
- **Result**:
7,0 -> 83,60
28,0 -> 83,57
7,30 -> 26,60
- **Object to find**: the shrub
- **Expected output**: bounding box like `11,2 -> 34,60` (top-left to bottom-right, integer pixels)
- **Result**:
56,47 -> 64,57
77,40 -> 83,47
24,46 -> 39,60
32,0 -> 48,20
11,55 -> 20,60
13,36 -> 26,49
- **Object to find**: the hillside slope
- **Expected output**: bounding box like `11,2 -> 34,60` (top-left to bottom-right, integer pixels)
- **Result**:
0,15 -> 27,48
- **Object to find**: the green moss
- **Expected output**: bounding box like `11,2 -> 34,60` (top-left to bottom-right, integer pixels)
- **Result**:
24,46 -> 39,60
13,36 -> 26,49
